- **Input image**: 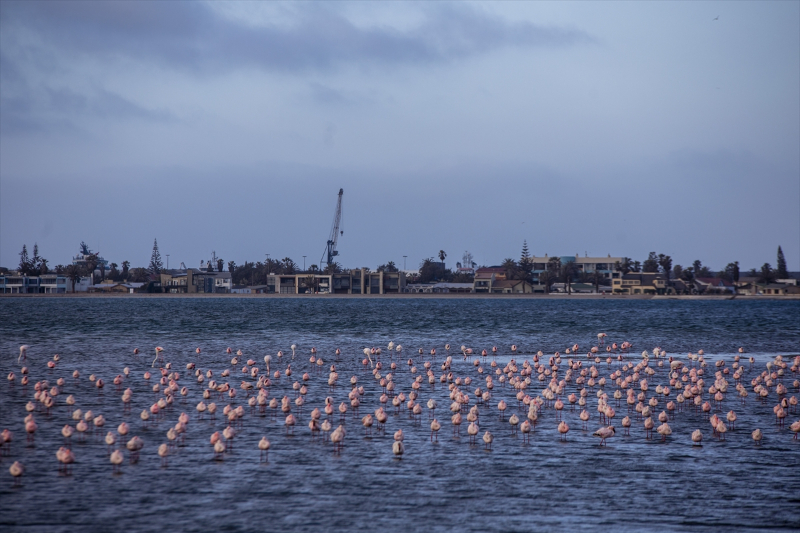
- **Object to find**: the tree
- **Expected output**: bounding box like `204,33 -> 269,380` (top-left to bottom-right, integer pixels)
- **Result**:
30,244 -> 42,275
304,274 -> 319,293
615,257 -> 632,275
65,264 -> 81,293
692,260 -> 703,275
420,258 -> 447,283
38,259 -> 49,275
539,270 -> 554,294
545,257 -> 561,293
776,246 -> 788,279
561,260 -> 577,294
217,258 -> 225,273
324,262 -> 343,275
658,254 -> 672,283
758,263 -> 775,284
129,267 -> 150,283
54,264 -> 65,275
591,270 -> 604,293
672,264 -> 684,280
18,244 -> 30,275
228,261 -> 236,274
722,262 -> 740,283
281,257 -> 297,274
308,264 -> 320,274
519,240 -> 533,283
109,263 -> 120,282
643,252 -> 659,273
501,258 -> 518,280
148,239 -> 163,276
631,261 -> 642,273
680,266 -> 694,282
121,261 -> 130,281
377,261 -> 398,273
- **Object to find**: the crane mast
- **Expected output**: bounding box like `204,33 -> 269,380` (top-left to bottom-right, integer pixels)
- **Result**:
321,188 -> 344,269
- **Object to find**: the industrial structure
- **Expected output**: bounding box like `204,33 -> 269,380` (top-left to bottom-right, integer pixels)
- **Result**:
320,188 -> 344,269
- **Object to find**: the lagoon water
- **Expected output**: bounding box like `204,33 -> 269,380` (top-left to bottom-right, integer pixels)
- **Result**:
1,298 -> 799,532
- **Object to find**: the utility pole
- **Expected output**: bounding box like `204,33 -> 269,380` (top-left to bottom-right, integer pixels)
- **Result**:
166,254 -> 170,270
403,256 -> 407,270
303,256 -> 307,271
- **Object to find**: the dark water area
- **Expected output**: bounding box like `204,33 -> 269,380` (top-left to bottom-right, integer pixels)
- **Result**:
1,298 -> 799,532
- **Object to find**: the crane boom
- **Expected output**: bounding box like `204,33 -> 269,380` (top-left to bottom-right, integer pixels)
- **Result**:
321,188 -> 344,269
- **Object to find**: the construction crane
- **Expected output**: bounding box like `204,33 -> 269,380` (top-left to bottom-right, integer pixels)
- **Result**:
321,188 -> 344,269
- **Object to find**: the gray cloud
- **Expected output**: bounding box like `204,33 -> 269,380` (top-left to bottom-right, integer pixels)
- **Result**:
0,2 -> 593,74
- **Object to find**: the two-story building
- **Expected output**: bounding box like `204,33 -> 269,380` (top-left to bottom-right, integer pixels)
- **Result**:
612,272 -> 667,295
1,274 -> 88,293
266,269 -> 406,295
160,269 -> 232,293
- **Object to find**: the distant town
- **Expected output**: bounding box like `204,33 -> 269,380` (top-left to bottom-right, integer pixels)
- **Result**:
1,240 -> 798,296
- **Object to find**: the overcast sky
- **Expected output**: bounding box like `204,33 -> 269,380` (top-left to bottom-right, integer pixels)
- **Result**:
1,1 -> 798,272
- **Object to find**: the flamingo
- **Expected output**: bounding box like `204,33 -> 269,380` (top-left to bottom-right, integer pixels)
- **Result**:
392,440 -> 405,457
18,345 -> 29,363
482,430 -> 493,450
593,426 -> 615,446
430,419 -> 441,442
110,450 -> 123,473
691,429 -> 703,446
9,461 -> 24,485
558,421 -> 569,441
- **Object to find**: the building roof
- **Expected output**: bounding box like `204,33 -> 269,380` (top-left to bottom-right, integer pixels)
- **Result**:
695,277 -> 734,287
491,279 -> 528,289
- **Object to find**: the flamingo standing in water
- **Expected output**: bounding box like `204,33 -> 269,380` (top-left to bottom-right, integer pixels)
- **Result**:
593,426 -> 615,446
258,437 -> 270,461
558,421 -> 569,441
9,461 -> 24,485
430,419 -> 441,442
18,345 -> 29,364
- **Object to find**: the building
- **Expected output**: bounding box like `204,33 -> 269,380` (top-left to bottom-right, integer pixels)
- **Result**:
0,274 -> 91,293
160,269 -> 232,293
404,282 -> 473,293
473,268 -> 507,293
267,269 -> 406,295
529,255 -> 623,284
88,283 -> 142,294
694,278 -> 736,294
612,272 -> 667,295
489,279 -> 533,294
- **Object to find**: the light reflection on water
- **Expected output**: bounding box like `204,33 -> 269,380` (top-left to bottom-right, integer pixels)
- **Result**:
0,298 -> 799,532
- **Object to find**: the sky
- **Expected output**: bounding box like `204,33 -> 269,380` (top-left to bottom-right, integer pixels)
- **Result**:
1,1 -> 798,273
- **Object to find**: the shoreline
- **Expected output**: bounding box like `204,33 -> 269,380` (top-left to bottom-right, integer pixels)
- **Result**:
1,293 -> 799,300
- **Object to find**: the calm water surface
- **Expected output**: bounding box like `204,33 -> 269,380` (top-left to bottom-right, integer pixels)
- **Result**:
1,298 -> 799,532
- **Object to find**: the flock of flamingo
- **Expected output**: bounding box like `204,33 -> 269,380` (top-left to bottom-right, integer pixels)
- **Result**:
4,336 -> 800,485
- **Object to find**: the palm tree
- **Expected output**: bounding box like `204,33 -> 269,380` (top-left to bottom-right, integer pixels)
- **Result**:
65,264 -> 81,293
561,260 -> 577,295
281,257 -> 297,274
501,258 -> 518,280
615,257 -> 632,275
438,250 -> 446,263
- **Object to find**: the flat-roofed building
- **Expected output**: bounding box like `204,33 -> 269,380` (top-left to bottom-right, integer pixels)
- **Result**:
612,272 -> 667,295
